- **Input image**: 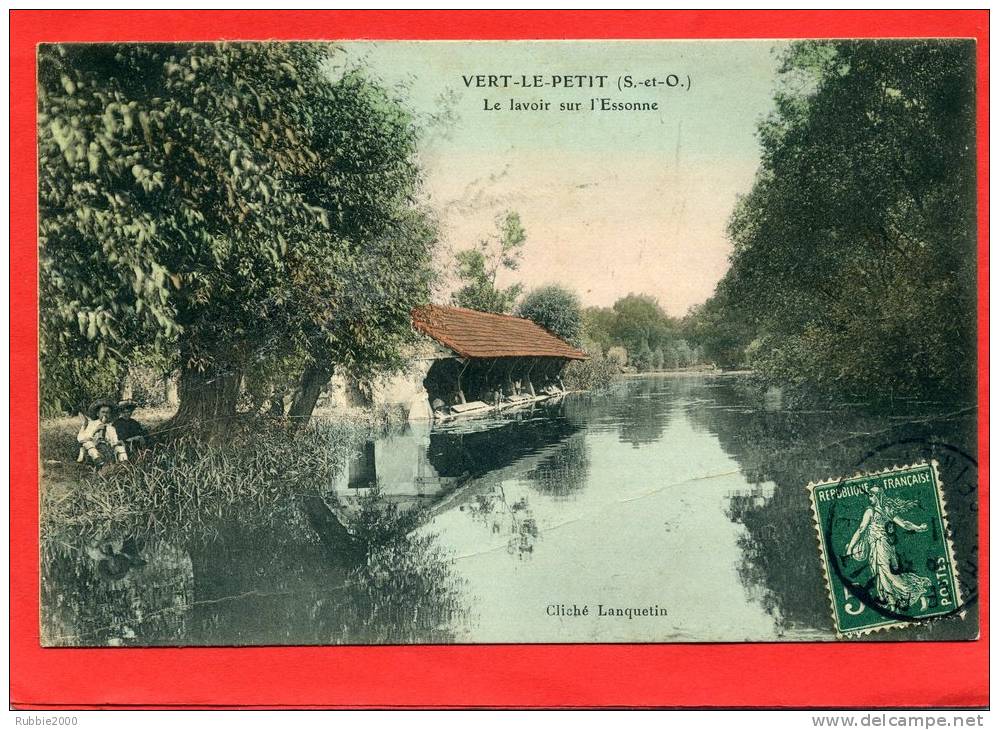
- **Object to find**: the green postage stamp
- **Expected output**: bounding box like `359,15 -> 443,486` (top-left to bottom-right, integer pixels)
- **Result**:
808,461 -> 963,637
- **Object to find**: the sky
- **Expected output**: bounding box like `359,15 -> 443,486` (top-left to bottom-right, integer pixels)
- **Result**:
339,41 -> 785,317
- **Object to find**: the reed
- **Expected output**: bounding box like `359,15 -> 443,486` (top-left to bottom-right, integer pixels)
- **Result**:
41,419 -> 366,542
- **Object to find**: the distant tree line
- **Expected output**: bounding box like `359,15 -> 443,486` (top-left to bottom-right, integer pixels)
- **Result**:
449,216 -> 705,377
583,294 -> 708,373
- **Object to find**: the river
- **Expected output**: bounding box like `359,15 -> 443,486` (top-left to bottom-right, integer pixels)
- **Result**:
41,373 -> 979,646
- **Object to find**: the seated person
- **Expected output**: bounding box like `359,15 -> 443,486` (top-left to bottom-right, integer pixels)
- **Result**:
113,399 -> 148,454
77,399 -> 128,467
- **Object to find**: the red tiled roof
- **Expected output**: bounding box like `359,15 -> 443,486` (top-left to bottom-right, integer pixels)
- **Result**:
412,304 -> 588,360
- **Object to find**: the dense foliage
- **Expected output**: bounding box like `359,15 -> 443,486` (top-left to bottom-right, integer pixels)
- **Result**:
681,284 -> 756,369
515,285 -> 583,347
707,40 -> 977,398
450,210 -> 526,314
38,42 -> 437,421
581,294 -> 706,372
562,343 -> 620,392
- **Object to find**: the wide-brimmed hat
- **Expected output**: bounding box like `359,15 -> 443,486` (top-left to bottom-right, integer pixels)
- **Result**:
117,399 -> 139,412
87,399 -> 115,419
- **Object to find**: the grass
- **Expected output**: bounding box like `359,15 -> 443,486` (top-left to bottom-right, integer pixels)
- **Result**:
40,414 -> 376,543
40,398 -> 456,548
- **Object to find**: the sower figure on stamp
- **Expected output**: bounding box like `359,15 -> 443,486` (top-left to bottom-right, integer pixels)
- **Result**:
845,485 -> 931,612
76,399 -> 128,467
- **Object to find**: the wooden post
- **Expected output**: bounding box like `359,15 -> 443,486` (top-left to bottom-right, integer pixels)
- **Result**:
456,359 -> 468,404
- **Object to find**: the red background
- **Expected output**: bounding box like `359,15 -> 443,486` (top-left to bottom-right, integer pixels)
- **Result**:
10,10 -> 990,709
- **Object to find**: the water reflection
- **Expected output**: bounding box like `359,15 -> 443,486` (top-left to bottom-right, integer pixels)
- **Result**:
333,408 -> 585,561
689,376 -> 978,640
562,377 -> 676,448
184,499 -> 469,645
461,486 -> 541,559
333,408 -> 583,509
525,432 -> 589,498
42,538 -> 194,646
41,375 -> 978,645
42,490 -> 471,646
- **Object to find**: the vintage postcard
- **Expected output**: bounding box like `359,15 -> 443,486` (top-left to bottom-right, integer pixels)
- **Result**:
35,35 -> 979,651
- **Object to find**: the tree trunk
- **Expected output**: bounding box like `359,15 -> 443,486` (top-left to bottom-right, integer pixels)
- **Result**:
288,360 -> 334,429
164,364 -> 242,434
117,367 -> 134,401
164,371 -> 179,407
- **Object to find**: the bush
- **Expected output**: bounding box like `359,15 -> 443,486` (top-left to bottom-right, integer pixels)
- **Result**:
516,285 -> 583,347
127,366 -> 174,408
562,343 -> 619,391
632,339 -> 654,372
606,346 -> 628,368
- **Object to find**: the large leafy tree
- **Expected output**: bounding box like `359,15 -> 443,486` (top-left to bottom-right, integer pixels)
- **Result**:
724,40 -> 976,398
450,210 -> 526,314
681,281 -> 756,369
609,294 -> 675,354
279,67 -> 438,424
581,306 -> 617,354
38,42 -> 437,426
515,285 -> 583,347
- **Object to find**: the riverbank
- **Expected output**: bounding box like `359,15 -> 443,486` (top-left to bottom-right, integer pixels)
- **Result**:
39,380 -> 601,539
38,402 -> 412,544
40,402 -> 406,464
621,368 -> 753,378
